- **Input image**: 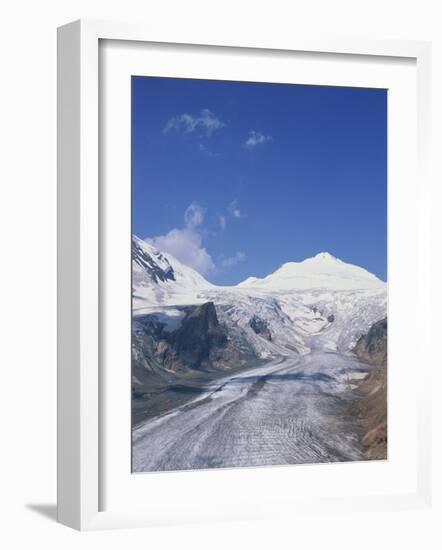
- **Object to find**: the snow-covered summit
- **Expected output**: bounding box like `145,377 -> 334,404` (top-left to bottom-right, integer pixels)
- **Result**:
238,252 -> 385,291
133,236 -> 212,289
312,252 -> 338,260
132,236 -> 213,311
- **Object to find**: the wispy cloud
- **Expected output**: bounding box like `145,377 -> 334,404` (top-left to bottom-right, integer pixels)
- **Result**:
218,215 -> 226,230
184,201 -> 205,229
244,130 -> 273,148
198,143 -> 220,157
163,109 -> 225,137
221,251 -> 246,268
228,199 -> 244,219
146,201 -> 215,275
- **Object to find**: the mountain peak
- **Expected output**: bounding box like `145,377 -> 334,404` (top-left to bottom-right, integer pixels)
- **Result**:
311,252 -> 338,261
238,253 -> 385,291
132,235 -> 214,311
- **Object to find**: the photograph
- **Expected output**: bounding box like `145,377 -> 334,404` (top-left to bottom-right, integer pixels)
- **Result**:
130,76 -> 388,473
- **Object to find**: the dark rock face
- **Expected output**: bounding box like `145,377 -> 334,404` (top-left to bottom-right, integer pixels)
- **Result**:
327,314 -> 335,323
249,315 -> 272,341
132,238 -> 176,284
353,317 -> 387,365
350,317 -> 387,460
164,302 -> 228,371
133,302 -> 243,375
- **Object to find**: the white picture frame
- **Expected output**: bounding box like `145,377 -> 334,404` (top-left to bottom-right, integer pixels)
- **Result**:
57,19 -> 433,531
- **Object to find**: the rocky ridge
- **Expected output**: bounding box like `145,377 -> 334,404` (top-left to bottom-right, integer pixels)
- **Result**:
350,317 -> 388,459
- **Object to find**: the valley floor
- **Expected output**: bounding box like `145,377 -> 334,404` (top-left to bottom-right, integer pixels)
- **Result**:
132,351 -> 372,472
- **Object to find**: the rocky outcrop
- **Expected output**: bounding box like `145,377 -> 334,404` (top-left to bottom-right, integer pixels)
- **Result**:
134,303 -> 221,373
132,237 -> 176,284
160,302 -> 231,371
131,301 -> 262,424
249,315 -> 272,341
353,317 -> 387,366
350,317 -> 387,459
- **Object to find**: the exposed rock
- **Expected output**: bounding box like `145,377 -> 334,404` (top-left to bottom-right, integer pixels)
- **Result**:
132,302 -> 254,376
350,317 -> 387,460
132,237 -> 176,284
165,302 -> 229,371
249,315 -> 272,341
353,317 -> 387,366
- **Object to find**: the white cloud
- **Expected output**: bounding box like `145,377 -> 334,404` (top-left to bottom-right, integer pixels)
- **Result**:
184,202 -> 205,229
244,130 -> 273,148
198,143 -> 219,157
221,251 -> 246,268
146,201 -> 214,275
163,109 -> 225,137
146,200 -> 248,276
147,228 -> 215,275
228,199 -> 244,219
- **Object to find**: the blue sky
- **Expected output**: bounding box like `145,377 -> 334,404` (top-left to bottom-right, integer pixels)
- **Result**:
132,77 -> 387,285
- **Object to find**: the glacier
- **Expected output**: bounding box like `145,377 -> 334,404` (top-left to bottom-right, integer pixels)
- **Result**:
131,236 -> 387,471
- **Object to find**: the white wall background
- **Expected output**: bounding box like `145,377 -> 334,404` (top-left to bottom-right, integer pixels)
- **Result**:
0,1 -> 441,548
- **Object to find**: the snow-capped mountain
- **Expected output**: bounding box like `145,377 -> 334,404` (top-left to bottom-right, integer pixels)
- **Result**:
133,235 -> 213,312
238,252 -> 384,291
132,235 -> 387,357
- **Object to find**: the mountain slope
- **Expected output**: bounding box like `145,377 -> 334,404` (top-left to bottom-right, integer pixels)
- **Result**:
237,252 -> 384,291
350,317 -> 388,459
132,236 -> 387,356
132,235 -> 213,312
